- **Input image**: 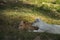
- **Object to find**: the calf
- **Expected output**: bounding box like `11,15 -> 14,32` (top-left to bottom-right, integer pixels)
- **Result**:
32,18 -> 60,34
18,21 -> 39,31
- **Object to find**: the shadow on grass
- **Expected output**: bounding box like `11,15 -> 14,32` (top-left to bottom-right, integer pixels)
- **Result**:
0,1 -> 60,20
37,7 -> 60,20
15,1 -> 60,20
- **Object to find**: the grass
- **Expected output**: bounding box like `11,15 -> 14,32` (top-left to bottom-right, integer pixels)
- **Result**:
1,1 -> 60,24
20,0 -> 55,4
0,0 -> 60,40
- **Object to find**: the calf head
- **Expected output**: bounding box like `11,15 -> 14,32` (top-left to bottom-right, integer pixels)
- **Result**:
18,21 -> 39,31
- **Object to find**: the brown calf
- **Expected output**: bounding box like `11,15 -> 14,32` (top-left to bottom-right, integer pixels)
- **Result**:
18,21 -> 39,31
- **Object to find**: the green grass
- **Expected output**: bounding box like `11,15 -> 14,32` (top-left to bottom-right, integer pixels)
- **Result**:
20,0 -> 55,4
0,0 -> 60,40
0,1 -> 60,24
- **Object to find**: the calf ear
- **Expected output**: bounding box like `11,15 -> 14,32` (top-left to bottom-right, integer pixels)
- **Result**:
19,21 -> 24,26
33,19 -> 39,23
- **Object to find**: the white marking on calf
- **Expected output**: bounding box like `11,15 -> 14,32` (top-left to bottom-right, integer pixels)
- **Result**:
32,18 -> 60,34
